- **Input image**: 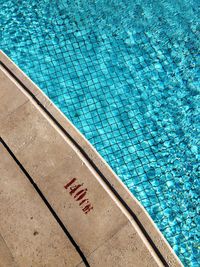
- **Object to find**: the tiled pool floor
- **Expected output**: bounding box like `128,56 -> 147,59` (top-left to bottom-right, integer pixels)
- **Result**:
1,1 -> 199,265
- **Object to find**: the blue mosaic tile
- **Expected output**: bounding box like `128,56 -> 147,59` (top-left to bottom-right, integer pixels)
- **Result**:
1,0 -> 199,265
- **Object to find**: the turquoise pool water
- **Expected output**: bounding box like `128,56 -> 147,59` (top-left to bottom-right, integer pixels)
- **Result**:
1,0 -> 199,265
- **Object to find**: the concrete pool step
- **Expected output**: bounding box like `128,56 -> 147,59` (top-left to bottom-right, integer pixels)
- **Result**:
0,50 -> 183,267
0,143 -> 82,267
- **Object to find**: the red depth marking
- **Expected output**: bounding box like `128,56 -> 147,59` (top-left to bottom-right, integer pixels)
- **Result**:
64,178 -> 93,214
64,178 -> 76,189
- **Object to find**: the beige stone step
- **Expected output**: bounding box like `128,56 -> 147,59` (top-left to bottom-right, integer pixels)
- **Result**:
0,50 -> 183,267
0,143 -> 82,267
0,234 -> 18,267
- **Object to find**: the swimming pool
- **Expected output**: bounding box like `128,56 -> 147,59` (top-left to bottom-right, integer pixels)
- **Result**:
1,0 -> 199,265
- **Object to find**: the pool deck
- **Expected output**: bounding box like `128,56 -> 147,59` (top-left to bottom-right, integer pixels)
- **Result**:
0,50 -> 183,267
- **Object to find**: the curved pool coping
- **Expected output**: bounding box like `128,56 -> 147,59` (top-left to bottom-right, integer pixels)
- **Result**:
0,50 -> 183,266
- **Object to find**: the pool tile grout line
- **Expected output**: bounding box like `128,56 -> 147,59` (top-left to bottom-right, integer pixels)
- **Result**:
0,137 -> 90,267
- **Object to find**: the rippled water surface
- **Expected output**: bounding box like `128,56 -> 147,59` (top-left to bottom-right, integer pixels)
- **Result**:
1,0 -> 200,265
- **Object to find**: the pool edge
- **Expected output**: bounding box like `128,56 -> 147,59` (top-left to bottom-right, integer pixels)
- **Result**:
0,49 -> 183,267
